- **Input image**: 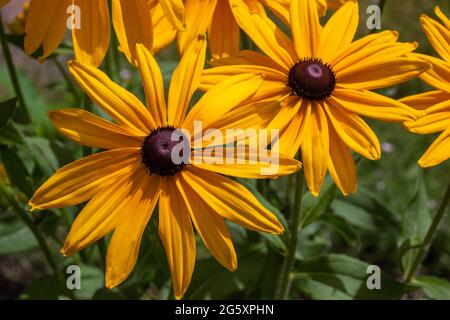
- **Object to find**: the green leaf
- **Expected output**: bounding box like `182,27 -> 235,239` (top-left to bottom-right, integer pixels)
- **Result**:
0,146 -> 33,197
0,219 -> 38,255
416,276 -> 450,300
331,199 -> 377,231
293,254 -> 416,299
0,97 -> 17,128
0,122 -> 25,146
21,275 -> 63,300
300,183 -> 337,228
25,137 -> 59,176
73,264 -> 104,299
320,214 -> 359,247
399,172 -> 431,271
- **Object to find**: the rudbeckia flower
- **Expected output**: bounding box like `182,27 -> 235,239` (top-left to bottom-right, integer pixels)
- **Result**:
177,0 -> 349,60
29,35 -> 301,299
401,6 -> 450,168
201,0 -> 429,196
23,0 -> 184,66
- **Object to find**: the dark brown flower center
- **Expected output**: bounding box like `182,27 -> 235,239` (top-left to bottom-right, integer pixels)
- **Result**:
288,58 -> 336,101
141,126 -> 185,176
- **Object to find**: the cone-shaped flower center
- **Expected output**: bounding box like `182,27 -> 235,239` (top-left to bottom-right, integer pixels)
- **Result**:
141,126 -> 185,176
288,58 -> 336,101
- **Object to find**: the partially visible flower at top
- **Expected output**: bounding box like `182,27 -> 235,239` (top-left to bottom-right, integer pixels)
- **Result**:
200,0 -> 429,196
22,0 -> 185,66
0,0 -> 9,8
175,0 -> 350,61
7,1 -> 29,35
401,6 -> 450,168
28,35 -> 301,299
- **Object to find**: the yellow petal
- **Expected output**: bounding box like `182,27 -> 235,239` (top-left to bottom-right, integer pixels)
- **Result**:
177,0 -> 217,55
49,109 -> 143,149
68,60 -> 155,135
337,56 -> 430,91
168,34 -> 206,127
112,0 -> 153,64
419,128 -> 450,167
209,50 -> 285,71
329,30 -> 399,66
404,99 -> 450,134
183,73 -> 264,132
290,0 -> 321,58
332,88 -> 419,122
106,173 -> 161,288
159,176 -> 196,300
29,149 -> 142,210
150,2 -> 178,54
181,165 -> 284,234
415,53 -> 450,94
272,99 -> 311,158
192,146 -> 301,179
318,0 -> 358,63
62,168 -> 154,256
25,0 -> 70,59
301,103 -> 329,196
135,44 -> 167,127
229,0 -> 296,71
176,177 -> 237,271
420,13 -> 450,62
435,6 -> 450,30
261,0 -> 290,24
73,0 -> 110,67
324,101 -> 381,160
328,125 -> 357,196
400,90 -> 450,111
158,0 -> 186,31
208,0 -> 240,60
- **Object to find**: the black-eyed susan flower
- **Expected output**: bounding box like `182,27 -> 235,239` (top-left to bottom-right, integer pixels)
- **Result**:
401,6 -> 450,168
201,0 -> 429,196
177,0 -> 348,60
29,35 -> 301,299
22,0 -> 184,66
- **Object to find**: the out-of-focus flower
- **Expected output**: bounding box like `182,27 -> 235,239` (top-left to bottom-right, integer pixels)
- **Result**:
401,6 -> 450,168
201,0 -> 428,196
7,1 -> 29,35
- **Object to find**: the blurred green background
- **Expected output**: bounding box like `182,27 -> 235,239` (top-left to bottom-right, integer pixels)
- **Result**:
0,0 -> 450,300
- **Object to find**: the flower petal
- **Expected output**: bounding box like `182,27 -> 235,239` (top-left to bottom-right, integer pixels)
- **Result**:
49,109 -> 143,149
318,0 -> 359,63
324,100 -> 381,160
181,166 -> 284,234
106,173 -> 161,288
420,13 -> 450,62
25,0 -> 70,59
229,0 -> 296,71
68,60 -> 155,135
208,0 -> 240,60
29,149 -> 141,210
328,125 -> 357,196
150,2 -> 178,54
419,128 -> 450,167
176,177 -> 237,271
332,88 -> 419,122
168,34 -> 207,127
301,103 -> 329,196
400,90 -> 450,111
177,0 -> 217,55
158,0 -> 186,31
415,53 -> 450,94
290,0 -> 321,58
159,176 -> 196,300
73,0 -> 110,67
404,99 -> 450,134
112,0 -> 153,64
135,44 -> 167,127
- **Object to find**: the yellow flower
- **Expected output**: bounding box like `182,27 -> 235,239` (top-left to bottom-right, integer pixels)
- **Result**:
401,6 -> 450,168
23,0 -> 184,66
29,35 -> 300,299
7,1 -> 29,35
178,0 -> 349,60
201,0 -> 429,196
0,0 -> 9,8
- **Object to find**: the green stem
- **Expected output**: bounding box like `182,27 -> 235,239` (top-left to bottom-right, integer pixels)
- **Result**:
404,182 -> 450,283
0,184 -> 76,299
276,171 -> 305,299
0,13 -> 30,123
52,57 -> 81,105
